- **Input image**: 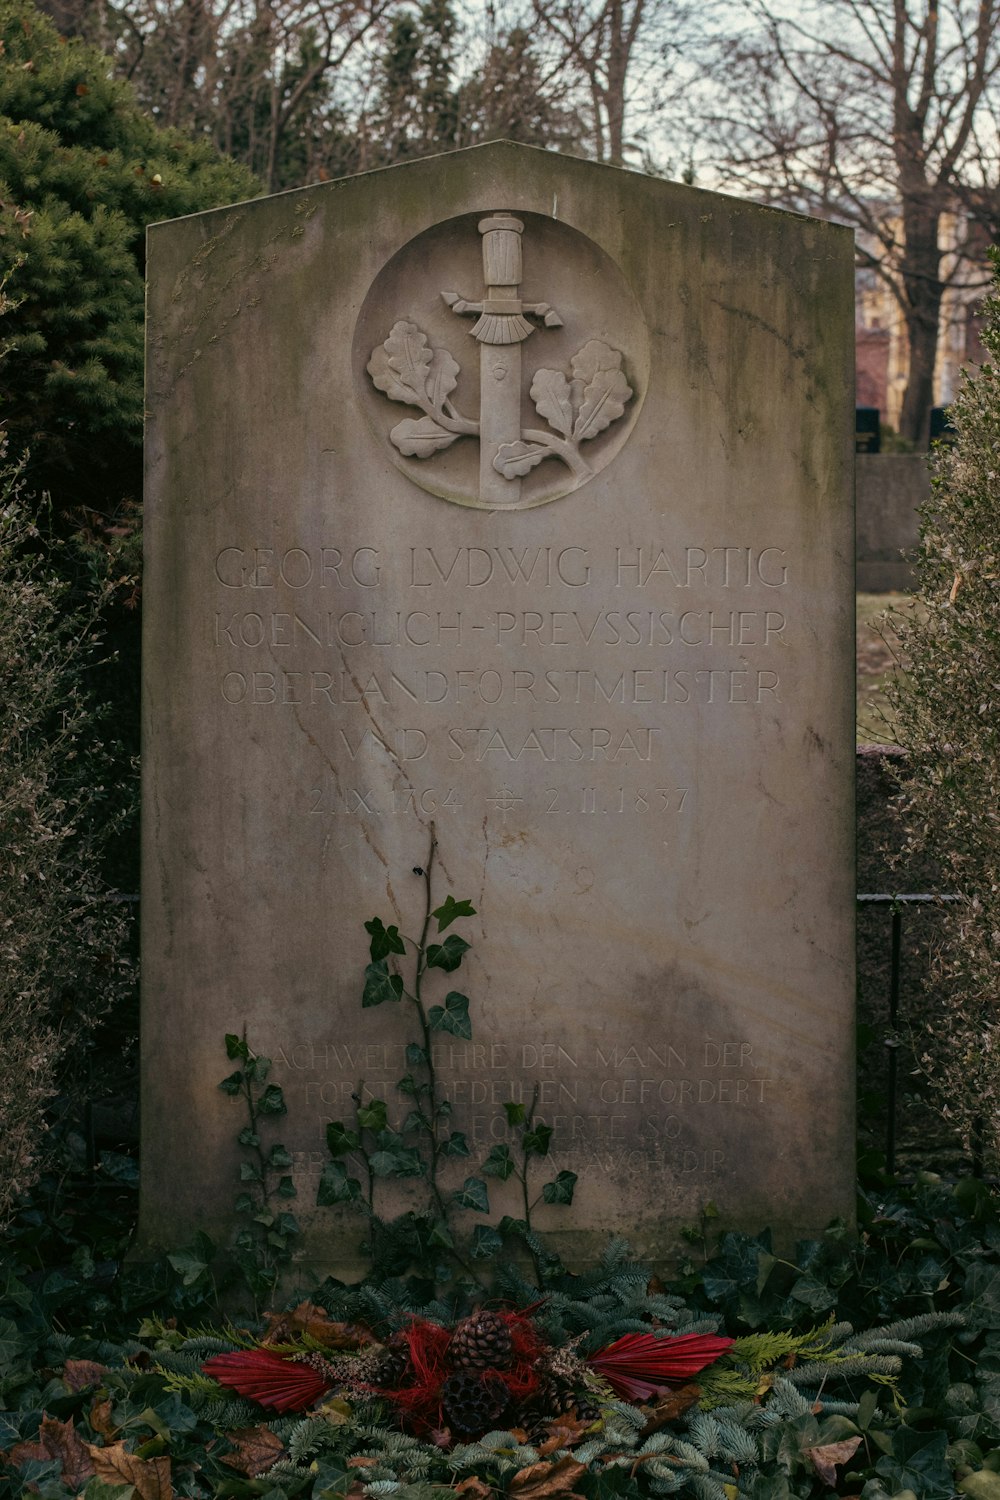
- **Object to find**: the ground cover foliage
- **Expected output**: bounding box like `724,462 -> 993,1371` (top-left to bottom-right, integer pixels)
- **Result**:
6,1164 -> 1000,1498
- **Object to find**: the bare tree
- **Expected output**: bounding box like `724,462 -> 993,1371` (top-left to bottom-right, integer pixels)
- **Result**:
92,0 -> 398,191
526,0 -> 689,167
702,0 -> 1000,445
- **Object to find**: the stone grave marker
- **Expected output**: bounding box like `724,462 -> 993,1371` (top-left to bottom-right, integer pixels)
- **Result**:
141,142 -> 855,1273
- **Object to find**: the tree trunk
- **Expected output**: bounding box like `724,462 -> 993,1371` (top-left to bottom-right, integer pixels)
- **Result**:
897,197 -> 943,448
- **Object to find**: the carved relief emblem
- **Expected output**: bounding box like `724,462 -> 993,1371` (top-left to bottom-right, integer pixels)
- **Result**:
356,211 -> 646,511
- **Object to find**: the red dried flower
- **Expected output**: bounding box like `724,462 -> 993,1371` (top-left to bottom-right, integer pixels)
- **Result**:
587,1332 -> 734,1402
202,1349 -> 333,1412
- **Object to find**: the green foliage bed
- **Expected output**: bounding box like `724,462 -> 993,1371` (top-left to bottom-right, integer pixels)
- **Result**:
4,1170 -> 1000,1500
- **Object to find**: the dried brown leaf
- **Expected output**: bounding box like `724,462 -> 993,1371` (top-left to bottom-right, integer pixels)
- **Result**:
805,1436 -> 862,1486
89,1396 -> 118,1441
9,1415 -> 95,1489
62,1358 -> 107,1392
219,1424 -> 285,1477
455,1477 -> 493,1499
509,1455 -> 588,1499
85,1440 -> 173,1499
638,1383 -> 702,1436
535,1414 -> 598,1455
262,1302 -> 372,1349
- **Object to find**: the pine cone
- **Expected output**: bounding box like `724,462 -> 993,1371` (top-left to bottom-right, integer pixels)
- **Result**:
527,1376 -> 601,1423
441,1370 -> 510,1436
372,1332 -> 412,1389
449,1311 -> 513,1372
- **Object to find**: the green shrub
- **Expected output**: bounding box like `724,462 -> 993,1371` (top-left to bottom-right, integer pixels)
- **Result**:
0,449 -> 133,1221
890,247 -> 1000,1158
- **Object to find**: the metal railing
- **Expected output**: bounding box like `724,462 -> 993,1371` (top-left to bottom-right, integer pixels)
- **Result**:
857,893 -> 964,1175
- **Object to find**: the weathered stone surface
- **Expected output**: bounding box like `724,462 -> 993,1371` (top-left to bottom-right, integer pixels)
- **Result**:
141,142 -> 856,1272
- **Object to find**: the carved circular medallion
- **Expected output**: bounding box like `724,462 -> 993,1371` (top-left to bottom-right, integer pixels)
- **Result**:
353,211 -> 649,510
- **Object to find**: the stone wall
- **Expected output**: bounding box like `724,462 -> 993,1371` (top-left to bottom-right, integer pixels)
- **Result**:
856,455 -> 930,592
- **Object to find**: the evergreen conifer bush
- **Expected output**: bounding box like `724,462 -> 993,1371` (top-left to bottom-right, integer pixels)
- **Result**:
889,250 -> 1000,1159
0,0 -> 259,523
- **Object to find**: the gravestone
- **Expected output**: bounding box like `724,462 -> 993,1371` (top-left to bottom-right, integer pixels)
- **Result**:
141,142 -> 855,1273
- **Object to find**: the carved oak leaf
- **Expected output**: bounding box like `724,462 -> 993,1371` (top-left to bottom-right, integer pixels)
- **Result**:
426,347 -> 460,409
391,416 -> 459,457
368,320 -> 434,405
494,440 -> 550,478
530,368 -> 574,437
570,340 -> 632,443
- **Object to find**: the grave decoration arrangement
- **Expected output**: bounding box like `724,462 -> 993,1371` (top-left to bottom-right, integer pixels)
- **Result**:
202,1309 -> 733,1435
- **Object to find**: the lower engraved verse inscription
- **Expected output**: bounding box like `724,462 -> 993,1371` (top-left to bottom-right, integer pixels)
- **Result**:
274,1038 -> 771,1184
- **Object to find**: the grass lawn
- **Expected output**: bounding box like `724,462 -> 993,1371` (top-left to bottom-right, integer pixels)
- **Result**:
856,590 -> 924,744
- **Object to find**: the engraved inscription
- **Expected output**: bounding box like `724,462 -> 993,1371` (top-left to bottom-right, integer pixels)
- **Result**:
210,540 -> 795,798
273,1036 -> 772,1185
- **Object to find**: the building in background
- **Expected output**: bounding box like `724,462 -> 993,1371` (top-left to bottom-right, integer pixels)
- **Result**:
856,209 -> 992,433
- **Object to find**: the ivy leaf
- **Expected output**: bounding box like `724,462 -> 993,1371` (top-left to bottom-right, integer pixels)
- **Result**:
530,367 -> 574,437
238,1127 -> 259,1148
428,1219 -> 454,1249
428,991 -> 471,1039
523,1124 -> 553,1156
875,1427 -> 952,1499
432,895 -> 476,932
368,320 -> 434,404
407,1043 -> 428,1067
225,1034 -> 249,1062
268,1144 -> 293,1169
504,1101 -> 527,1127
441,1130 -> 471,1157
494,439 -> 549,478
276,1176 -> 297,1199
167,1246 -> 211,1287
363,960 -> 404,1007
258,1084 -> 286,1116
471,1224 -> 504,1259
369,1144 -> 424,1178
317,1161 -> 362,1205
426,933 -> 470,972
390,415 -> 459,457
245,1053 -> 271,1083
453,1177 -> 490,1213
218,1070 -> 243,1095
326,1121 -> 360,1157
240,1161 -> 263,1183
357,1099 -> 389,1133
482,1143 -> 516,1181
398,1073 -> 430,1097
570,341 -> 632,442
364,917 -> 406,961
542,1170 -> 578,1205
